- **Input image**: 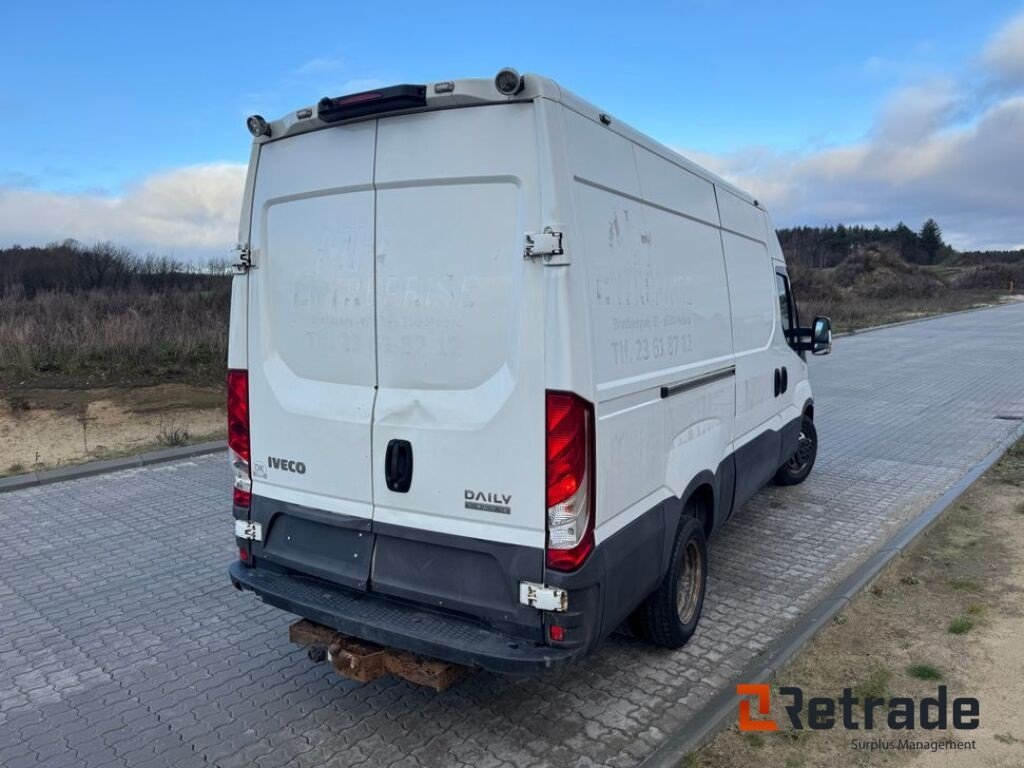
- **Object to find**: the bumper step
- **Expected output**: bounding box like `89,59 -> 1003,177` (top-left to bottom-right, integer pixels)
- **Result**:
229,562 -> 576,674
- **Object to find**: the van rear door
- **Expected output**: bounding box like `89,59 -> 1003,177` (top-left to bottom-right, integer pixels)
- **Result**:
246,122 -> 378,587
368,105 -> 548,622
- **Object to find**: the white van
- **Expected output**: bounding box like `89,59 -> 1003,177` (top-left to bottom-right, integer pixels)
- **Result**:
227,70 -> 832,673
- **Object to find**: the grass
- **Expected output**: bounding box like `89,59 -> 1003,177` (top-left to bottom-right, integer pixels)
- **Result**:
993,440 -> 1024,486
156,421 -> 191,447
854,665 -> 892,700
907,663 -> 943,680
948,577 -> 982,592
742,734 -> 765,749
788,251 -> 1017,334
948,616 -> 974,634
0,284 -> 229,388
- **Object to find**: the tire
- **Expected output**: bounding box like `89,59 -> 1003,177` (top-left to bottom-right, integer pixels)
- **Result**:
631,514 -> 708,648
774,414 -> 817,486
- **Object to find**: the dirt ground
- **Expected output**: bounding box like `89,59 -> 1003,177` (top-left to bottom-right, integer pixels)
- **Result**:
0,383 -> 225,475
691,440 -> 1024,768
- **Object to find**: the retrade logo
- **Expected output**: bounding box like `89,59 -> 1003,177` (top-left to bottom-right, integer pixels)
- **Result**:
737,684 -> 778,731
736,684 -> 980,732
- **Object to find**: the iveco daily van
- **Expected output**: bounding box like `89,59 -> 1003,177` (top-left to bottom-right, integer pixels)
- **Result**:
228,70 -> 833,673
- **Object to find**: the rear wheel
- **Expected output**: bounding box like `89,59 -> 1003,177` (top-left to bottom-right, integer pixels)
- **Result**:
632,514 -> 708,648
774,414 -> 817,486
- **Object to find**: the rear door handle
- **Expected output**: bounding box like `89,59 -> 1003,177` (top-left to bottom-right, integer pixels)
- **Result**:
385,439 -> 413,493
773,368 -> 781,397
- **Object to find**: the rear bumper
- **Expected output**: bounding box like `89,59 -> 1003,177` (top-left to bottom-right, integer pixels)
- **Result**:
229,561 -> 579,674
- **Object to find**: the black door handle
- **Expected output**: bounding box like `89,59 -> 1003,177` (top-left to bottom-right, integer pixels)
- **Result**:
385,439 -> 413,493
781,366 -> 788,394
774,368 -> 781,397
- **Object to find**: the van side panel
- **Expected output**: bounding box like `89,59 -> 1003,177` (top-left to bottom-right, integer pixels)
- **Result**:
718,188 -> 783,504
561,107 -> 735,630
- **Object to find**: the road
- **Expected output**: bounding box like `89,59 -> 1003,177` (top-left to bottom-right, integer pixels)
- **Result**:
2,303 -> 1023,768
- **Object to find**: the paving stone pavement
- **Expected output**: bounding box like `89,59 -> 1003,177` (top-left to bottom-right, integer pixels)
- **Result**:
2,302 -> 1023,768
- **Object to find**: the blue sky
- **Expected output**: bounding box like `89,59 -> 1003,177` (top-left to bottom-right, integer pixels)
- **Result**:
2,1 -> 1023,256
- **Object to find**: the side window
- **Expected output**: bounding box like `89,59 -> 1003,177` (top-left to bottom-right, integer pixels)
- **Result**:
775,272 -> 798,346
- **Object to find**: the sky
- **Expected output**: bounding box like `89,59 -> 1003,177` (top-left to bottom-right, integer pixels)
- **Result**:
2,0 -> 1023,260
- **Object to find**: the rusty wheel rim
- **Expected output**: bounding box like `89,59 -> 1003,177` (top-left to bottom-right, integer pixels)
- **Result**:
786,428 -> 814,472
676,540 -> 704,625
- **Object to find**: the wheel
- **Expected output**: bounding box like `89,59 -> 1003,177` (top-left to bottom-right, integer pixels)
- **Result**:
631,514 -> 708,648
774,414 -> 817,486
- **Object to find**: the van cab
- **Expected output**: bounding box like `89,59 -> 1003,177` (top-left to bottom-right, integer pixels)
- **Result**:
227,71 -> 832,673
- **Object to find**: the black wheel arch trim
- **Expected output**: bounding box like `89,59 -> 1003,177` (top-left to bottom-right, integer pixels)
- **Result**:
660,469 -> 719,569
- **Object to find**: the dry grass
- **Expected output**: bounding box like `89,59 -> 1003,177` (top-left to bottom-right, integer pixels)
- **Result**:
0,285 -> 229,387
788,253 -> 1013,333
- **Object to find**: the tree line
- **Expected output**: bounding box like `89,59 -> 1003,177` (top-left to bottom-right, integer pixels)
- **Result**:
0,240 -> 232,298
777,219 -> 962,268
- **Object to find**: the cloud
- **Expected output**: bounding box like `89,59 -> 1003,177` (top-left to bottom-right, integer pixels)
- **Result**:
0,163 -> 246,260
981,10 -> 1024,86
686,13 -> 1024,251
293,57 -> 345,76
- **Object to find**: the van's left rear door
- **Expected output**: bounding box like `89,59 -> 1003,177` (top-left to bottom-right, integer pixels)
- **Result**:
246,122 -> 378,590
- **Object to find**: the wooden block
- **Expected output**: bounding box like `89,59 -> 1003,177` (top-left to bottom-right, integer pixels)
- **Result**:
286,619 -> 471,690
288,619 -> 337,647
384,651 -> 470,692
328,636 -> 389,683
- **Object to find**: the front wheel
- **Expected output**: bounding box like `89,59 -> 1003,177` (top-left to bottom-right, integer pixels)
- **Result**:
774,414 -> 817,486
631,515 -> 708,648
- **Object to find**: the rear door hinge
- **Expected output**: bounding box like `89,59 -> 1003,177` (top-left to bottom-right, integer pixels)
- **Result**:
232,244 -> 255,273
524,229 -> 566,264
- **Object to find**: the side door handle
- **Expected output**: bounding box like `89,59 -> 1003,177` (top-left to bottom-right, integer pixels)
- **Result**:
385,439 -> 414,493
773,368 -> 781,397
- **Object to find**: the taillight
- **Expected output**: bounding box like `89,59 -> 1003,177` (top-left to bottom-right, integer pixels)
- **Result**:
545,391 -> 595,571
227,369 -> 251,508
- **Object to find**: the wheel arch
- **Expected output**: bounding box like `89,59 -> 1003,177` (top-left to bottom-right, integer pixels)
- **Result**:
803,397 -> 815,421
661,471 -> 716,569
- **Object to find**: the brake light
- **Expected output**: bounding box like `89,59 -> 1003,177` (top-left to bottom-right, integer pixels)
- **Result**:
545,391 -> 595,571
227,369 -> 251,508
318,84 -> 427,123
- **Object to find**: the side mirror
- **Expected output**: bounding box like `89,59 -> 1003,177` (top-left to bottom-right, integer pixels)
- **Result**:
811,316 -> 832,356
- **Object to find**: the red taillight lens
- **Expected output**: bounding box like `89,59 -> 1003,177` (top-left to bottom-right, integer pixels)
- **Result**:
227,370 -> 250,463
227,370 -> 251,508
545,391 -> 595,572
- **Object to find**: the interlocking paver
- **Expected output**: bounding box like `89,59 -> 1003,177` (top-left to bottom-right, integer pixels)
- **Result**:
1,303 -> 1023,767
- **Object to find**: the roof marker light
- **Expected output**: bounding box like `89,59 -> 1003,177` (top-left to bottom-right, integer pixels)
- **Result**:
494,67 -> 524,95
246,115 -> 270,137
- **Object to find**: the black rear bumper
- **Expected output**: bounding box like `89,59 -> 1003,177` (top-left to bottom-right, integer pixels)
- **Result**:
229,561 -> 579,674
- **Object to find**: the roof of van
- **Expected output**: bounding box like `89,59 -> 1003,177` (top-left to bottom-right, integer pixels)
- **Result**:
257,72 -> 757,206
